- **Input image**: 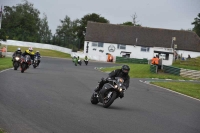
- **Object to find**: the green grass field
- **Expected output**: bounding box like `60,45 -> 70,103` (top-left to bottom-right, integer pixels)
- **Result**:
0,129 -> 5,133
173,57 -> 200,70
0,57 -> 13,71
151,82 -> 200,99
100,64 -> 190,80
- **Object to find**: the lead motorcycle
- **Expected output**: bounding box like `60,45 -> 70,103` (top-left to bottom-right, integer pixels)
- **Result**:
90,77 -> 126,108
13,54 -> 21,70
20,55 -> 31,73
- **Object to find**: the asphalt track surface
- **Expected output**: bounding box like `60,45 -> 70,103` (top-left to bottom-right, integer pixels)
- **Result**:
0,57 -> 200,133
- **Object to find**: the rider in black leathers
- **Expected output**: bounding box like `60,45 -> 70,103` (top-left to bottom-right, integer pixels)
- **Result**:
12,48 -> 22,61
94,65 -> 130,98
35,51 -> 41,65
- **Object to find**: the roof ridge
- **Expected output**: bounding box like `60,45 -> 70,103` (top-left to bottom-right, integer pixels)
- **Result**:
87,21 -> 196,33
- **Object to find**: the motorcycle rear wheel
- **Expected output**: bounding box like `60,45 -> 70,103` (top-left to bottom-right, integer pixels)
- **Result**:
21,63 -> 26,73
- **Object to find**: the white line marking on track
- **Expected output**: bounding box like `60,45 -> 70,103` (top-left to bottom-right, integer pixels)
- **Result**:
165,79 -> 172,80
0,68 -> 13,73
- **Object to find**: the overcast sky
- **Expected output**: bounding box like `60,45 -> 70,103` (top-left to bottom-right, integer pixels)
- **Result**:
2,0 -> 200,34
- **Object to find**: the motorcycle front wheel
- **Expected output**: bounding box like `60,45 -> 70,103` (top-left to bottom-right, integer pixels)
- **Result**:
13,62 -> 19,70
90,93 -> 99,104
103,91 -> 117,108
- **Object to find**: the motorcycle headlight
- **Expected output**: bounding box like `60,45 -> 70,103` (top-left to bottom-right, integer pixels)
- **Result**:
119,87 -> 123,92
15,57 -> 20,61
114,85 -> 118,88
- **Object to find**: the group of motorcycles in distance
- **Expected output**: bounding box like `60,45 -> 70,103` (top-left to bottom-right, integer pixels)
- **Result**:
12,54 -> 41,73
72,56 -> 88,66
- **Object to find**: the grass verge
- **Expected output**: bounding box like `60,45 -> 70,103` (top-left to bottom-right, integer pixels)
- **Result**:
0,128 -> 5,133
4,45 -> 71,58
151,82 -> 200,100
172,57 -> 200,70
0,57 -> 13,71
100,64 -> 190,80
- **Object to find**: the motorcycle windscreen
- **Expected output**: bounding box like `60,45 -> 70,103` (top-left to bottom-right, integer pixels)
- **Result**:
102,83 -> 114,90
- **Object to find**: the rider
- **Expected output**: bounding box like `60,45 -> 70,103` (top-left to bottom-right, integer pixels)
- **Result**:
84,56 -> 88,60
35,51 -> 41,58
12,48 -> 22,61
35,51 -> 41,65
94,65 -> 130,98
22,47 -> 35,64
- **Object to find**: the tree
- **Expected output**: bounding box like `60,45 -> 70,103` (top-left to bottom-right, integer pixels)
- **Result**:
122,21 -> 134,26
38,13 -> 52,43
2,0 -> 41,42
0,29 -> 7,41
54,15 -> 80,50
192,13 -> 200,37
77,13 -> 109,48
121,13 -> 141,26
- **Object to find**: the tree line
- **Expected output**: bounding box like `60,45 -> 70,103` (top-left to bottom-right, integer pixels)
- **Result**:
0,0 -> 199,50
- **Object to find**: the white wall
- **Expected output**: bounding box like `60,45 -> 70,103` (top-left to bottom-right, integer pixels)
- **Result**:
84,41 -> 155,61
0,40 -> 72,54
83,41 -> 174,65
176,50 -> 200,58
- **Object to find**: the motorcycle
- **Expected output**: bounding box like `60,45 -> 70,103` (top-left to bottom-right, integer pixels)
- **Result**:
90,77 -> 126,108
13,55 -> 21,70
78,59 -> 82,66
20,55 -> 31,73
33,55 -> 40,68
84,59 -> 89,65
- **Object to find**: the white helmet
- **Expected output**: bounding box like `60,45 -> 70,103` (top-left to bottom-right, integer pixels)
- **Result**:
17,48 -> 21,51
29,47 -> 33,51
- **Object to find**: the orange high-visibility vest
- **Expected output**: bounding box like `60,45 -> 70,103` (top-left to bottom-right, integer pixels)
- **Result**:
155,57 -> 159,65
151,58 -> 156,64
2,47 -> 6,52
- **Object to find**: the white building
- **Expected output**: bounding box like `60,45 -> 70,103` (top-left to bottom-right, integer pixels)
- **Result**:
83,22 -> 200,65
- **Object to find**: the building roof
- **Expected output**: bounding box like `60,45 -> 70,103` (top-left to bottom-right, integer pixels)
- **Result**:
85,22 -> 200,52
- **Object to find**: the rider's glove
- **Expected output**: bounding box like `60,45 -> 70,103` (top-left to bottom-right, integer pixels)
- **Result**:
106,77 -> 112,81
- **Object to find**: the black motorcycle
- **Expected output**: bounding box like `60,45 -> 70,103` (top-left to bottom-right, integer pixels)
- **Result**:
20,55 -> 31,73
84,59 -> 89,65
33,55 -> 40,68
13,54 -> 21,70
91,77 -> 126,108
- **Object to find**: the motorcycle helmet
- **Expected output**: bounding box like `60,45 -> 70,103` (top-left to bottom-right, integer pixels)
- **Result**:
29,47 -> 33,52
17,48 -> 21,51
121,65 -> 130,74
36,51 -> 39,53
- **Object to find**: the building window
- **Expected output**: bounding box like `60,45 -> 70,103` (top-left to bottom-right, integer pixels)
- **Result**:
141,47 -> 150,52
98,42 -> 104,47
92,42 -> 104,47
92,42 -> 98,47
117,44 -> 126,50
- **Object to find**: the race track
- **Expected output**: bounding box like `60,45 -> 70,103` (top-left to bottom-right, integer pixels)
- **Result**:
0,57 -> 200,133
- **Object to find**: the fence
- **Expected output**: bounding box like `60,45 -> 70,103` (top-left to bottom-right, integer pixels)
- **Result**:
150,65 -> 157,73
1,40 -> 72,54
116,57 -> 148,64
163,65 -> 181,76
